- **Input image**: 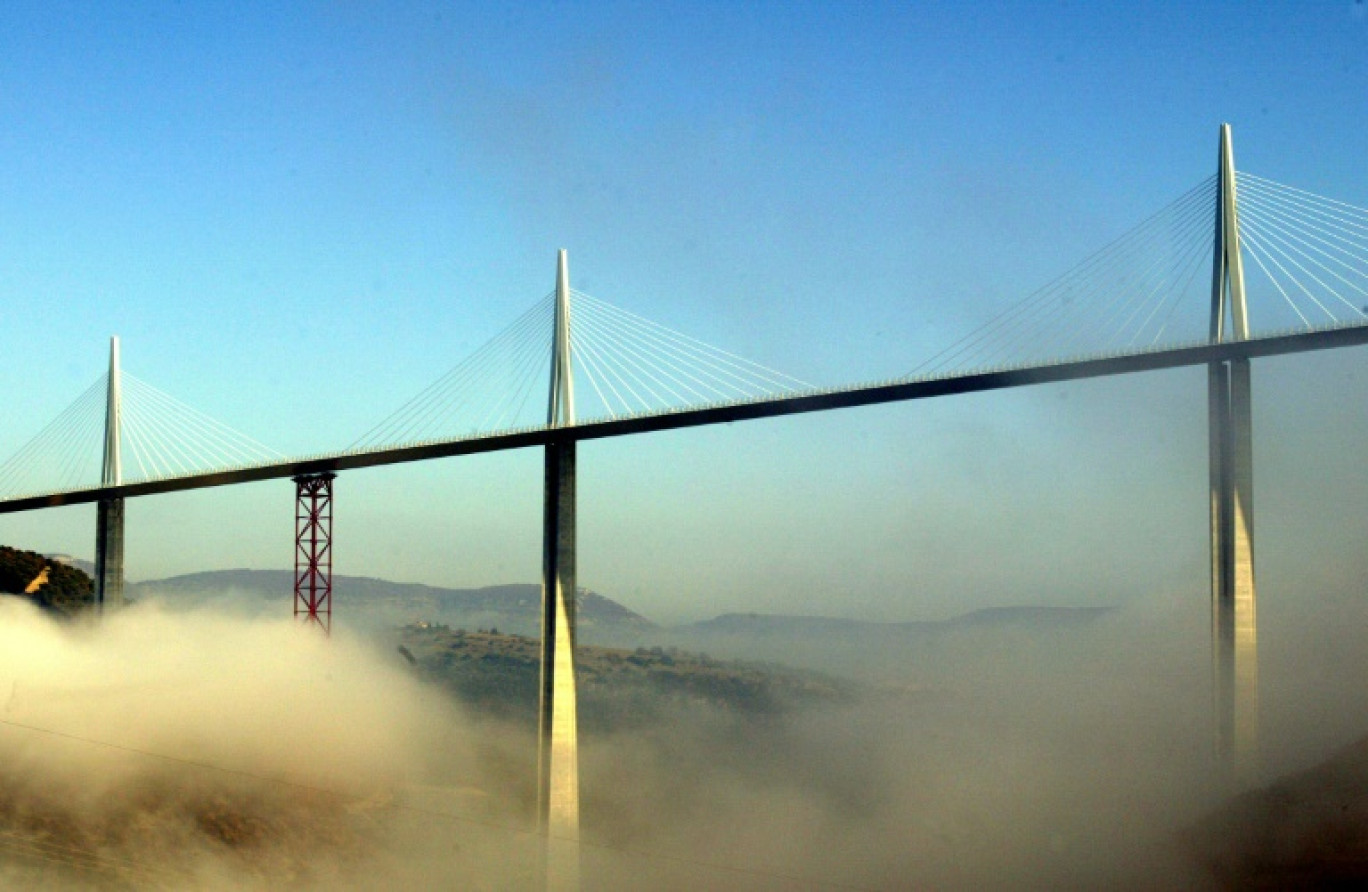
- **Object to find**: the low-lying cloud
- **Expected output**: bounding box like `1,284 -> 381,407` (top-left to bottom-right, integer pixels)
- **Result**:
0,590 -> 1364,888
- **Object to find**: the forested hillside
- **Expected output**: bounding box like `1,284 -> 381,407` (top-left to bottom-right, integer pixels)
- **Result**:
0,546 -> 95,616
397,622 -> 859,732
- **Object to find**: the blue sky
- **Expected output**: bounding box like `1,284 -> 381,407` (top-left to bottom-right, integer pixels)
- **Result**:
1,1 -> 1366,623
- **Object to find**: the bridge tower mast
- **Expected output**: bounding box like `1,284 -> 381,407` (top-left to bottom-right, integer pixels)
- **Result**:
94,336 -> 124,611
1209,123 -> 1258,784
538,249 -> 580,889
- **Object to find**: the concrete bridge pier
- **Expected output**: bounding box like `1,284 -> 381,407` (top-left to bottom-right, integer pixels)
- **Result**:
537,250 -> 580,890
539,436 -> 579,888
94,336 -> 124,610
94,499 -> 124,610
1209,124 -> 1258,785
1210,357 -> 1258,783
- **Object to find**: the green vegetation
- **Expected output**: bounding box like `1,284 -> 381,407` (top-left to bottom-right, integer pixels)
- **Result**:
398,622 -> 858,732
0,546 -> 95,617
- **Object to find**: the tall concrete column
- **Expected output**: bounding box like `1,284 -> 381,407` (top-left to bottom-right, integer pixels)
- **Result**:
1208,124 -> 1258,784
94,336 -> 125,611
538,249 -> 580,890
1208,361 -> 1233,758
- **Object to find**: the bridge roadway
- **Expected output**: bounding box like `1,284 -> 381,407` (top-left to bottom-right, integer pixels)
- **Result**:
2,321 -> 1366,515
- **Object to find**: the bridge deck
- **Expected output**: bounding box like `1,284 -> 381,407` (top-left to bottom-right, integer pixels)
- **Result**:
2,322 -> 1365,514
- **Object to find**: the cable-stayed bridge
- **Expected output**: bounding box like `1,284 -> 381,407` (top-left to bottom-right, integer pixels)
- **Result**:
6,143 -> 1367,512
2,125 -> 1368,887
1,322 -> 1364,510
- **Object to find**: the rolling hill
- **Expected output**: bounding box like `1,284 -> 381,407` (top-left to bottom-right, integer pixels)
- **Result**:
126,569 -> 655,640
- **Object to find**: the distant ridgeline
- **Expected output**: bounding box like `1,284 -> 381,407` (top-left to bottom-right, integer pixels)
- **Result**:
128,570 -> 656,641
0,546 -> 95,617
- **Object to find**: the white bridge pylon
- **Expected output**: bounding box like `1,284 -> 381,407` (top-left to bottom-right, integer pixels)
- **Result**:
910,152 -> 1368,379
0,341 -> 283,502
349,273 -> 814,452
539,249 -> 579,891
1208,124 -> 1259,788
0,337 -> 284,611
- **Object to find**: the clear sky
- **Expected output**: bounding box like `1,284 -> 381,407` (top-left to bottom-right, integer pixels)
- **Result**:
1,1 -> 1366,624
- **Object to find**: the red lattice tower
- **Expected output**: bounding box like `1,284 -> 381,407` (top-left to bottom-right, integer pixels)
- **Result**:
294,473 -> 336,634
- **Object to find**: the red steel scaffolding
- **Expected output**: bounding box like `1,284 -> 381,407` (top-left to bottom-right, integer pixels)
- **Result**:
294,473 -> 336,633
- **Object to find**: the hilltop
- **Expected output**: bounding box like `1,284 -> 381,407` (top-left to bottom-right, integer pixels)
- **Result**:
125,567 -> 1114,644
128,569 -> 655,640
679,604 -> 1114,639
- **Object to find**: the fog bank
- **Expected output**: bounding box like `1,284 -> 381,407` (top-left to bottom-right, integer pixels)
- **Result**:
0,590 -> 1365,887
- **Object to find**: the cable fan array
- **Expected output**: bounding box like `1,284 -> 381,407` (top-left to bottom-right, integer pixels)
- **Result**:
911,176 -> 1219,377
118,374 -> 281,481
349,294 -> 557,450
910,172 -> 1368,379
0,378 -> 108,498
0,373 -> 281,499
350,290 -> 813,450
1235,172 -> 1368,329
569,290 -> 812,419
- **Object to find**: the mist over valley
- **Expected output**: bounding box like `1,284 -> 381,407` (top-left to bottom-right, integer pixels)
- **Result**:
0,555 -> 1366,886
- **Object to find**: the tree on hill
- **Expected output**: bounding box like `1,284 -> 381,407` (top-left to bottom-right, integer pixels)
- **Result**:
0,546 -> 95,617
